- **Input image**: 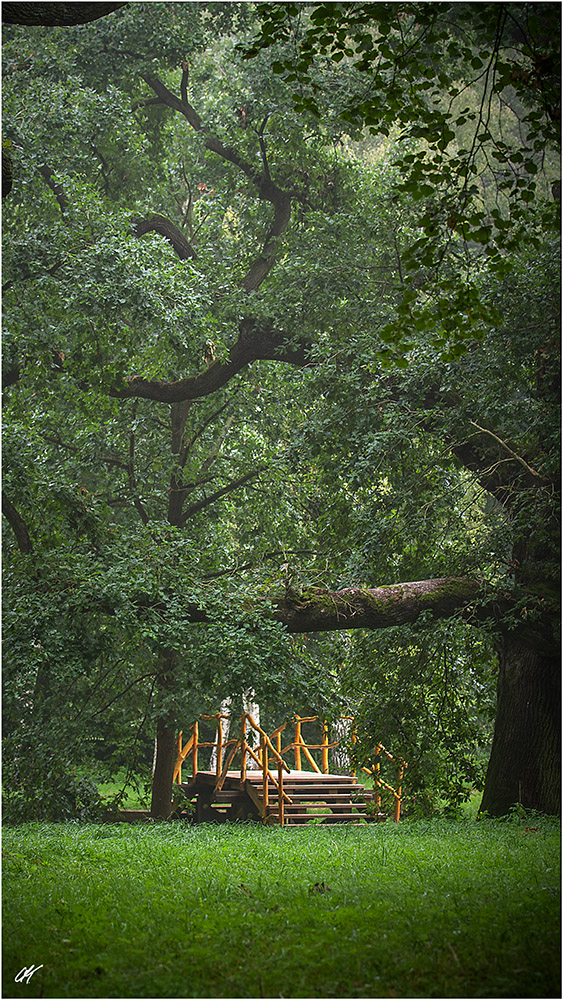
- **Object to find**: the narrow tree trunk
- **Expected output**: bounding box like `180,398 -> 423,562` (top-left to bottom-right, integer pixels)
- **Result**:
150,649 -> 178,819
151,716 -> 177,819
480,633 -> 560,816
150,403 -> 191,819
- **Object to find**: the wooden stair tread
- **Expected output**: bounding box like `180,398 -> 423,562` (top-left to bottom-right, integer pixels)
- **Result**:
282,813 -> 369,821
268,792 -> 367,799
270,782 -> 363,789
254,786 -> 364,794
245,772 -> 357,782
183,769 -> 387,827
270,809 -> 366,816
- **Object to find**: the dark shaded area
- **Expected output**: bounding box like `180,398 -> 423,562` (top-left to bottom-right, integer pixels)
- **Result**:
2,2 -> 126,26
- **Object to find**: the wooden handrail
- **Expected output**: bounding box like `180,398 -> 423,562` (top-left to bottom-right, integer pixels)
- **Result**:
244,713 -> 290,773
215,739 -> 242,792
361,745 -> 407,823
173,731 -> 195,784
176,713 -> 406,822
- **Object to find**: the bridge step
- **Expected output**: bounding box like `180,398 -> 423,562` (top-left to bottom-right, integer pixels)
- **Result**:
183,770 -> 385,827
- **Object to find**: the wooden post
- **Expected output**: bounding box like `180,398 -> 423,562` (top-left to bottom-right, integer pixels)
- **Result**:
240,713 -> 247,783
278,757 -> 284,826
294,716 -> 302,771
276,729 -> 284,826
192,721 -> 198,778
322,721 -> 329,774
350,725 -> 357,778
176,731 -> 183,784
394,764 -> 403,824
216,715 -> 223,778
375,747 -> 381,810
262,736 -> 269,822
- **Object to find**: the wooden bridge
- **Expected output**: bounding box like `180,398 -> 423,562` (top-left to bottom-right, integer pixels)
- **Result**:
174,713 -> 406,827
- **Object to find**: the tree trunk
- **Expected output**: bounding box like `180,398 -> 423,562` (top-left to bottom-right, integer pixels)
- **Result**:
480,633 -> 560,816
150,649 -> 178,819
151,716 -> 177,819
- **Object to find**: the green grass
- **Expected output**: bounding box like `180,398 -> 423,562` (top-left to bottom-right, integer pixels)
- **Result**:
95,774 -> 150,810
2,817 -> 560,998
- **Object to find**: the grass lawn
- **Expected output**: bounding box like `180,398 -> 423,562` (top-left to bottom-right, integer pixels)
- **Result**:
2,816 -> 560,999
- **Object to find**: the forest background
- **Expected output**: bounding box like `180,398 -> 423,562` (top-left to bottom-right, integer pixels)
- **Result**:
2,1 -> 560,822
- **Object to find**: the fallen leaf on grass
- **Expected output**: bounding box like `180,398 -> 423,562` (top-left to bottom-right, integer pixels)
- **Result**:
310,881 -> 331,893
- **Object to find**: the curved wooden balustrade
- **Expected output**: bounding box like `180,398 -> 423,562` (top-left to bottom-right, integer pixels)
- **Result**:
174,713 -> 407,825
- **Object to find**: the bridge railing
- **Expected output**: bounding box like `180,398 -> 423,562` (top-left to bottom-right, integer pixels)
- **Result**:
173,713 -> 406,822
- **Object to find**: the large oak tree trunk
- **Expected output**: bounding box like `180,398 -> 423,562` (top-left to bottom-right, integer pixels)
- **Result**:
480,633 -> 560,816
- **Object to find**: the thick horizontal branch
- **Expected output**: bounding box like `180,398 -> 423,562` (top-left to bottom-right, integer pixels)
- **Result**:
110,325 -> 310,402
132,214 -> 196,260
3,3 -> 126,24
271,578 -> 482,633
131,577 -> 482,633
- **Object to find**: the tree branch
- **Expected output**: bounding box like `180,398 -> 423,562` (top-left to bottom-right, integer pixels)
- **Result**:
128,576 -> 483,633
180,466 -> 267,524
132,213 -> 196,260
2,493 -> 33,553
469,420 -> 547,480
271,578 -> 482,633
183,395 -> 238,461
3,2 -> 126,25
38,165 -> 68,214
110,324 -> 310,403
140,73 -> 293,291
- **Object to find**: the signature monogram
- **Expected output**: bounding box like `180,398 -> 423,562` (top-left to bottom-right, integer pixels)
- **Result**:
14,965 -> 43,985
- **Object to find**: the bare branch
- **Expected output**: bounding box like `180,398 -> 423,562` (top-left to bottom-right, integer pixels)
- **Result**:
469,420 -> 547,480
180,466 -> 267,524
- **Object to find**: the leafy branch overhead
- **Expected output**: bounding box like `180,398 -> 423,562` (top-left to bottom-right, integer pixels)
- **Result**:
243,2 -> 560,358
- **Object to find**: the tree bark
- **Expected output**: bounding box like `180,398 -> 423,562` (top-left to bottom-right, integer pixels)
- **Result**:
2,3 -> 126,25
480,633 -> 561,816
151,715 -> 177,819
273,578 -> 481,632
2,493 -> 33,553
150,649 -> 178,819
133,214 -> 196,260
110,324 -> 309,402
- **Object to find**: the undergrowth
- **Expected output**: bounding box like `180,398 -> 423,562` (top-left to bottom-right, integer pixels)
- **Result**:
2,816 -> 560,998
